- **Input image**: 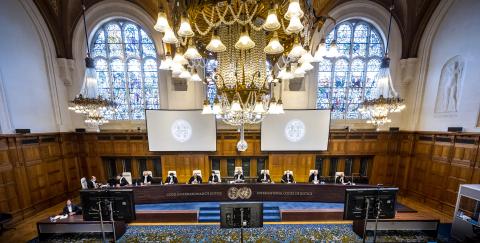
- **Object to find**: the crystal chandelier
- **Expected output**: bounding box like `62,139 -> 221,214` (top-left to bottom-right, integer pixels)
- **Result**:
68,0 -> 116,128
154,0 -> 339,149
359,0 -> 405,126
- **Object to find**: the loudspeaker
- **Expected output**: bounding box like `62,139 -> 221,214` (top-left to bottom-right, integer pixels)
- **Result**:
389,127 -> 400,132
75,128 -> 86,133
15,129 -> 31,134
448,127 -> 463,132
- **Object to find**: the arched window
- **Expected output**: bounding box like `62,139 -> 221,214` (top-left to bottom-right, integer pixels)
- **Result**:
317,19 -> 385,119
205,58 -> 218,104
91,19 -> 159,120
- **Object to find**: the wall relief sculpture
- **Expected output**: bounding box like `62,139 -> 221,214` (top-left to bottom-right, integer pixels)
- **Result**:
434,55 -> 464,113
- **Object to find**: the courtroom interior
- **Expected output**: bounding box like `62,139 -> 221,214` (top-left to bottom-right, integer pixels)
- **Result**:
1,0 -> 480,242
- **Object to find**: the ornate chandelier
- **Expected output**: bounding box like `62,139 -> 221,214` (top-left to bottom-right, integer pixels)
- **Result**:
68,0 -> 116,128
359,0 -> 405,126
154,0 -> 339,149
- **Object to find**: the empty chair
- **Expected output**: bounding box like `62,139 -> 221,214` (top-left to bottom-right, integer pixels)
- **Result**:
80,177 -> 88,189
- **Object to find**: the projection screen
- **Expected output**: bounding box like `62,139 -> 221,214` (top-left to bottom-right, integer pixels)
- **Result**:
146,110 -> 216,151
261,110 -> 331,151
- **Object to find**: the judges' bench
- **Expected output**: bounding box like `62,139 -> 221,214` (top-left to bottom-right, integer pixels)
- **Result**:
129,183 -> 376,204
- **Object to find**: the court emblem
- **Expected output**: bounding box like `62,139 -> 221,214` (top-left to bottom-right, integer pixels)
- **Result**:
227,186 -> 252,200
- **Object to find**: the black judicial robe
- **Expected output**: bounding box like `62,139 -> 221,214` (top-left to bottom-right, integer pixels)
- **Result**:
309,174 -> 320,183
257,173 -> 271,182
208,174 -> 220,183
119,177 -> 129,186
165,176 -> 178,184
233,174 -> 244,181
188,175 -> 202,184
86,180 -> 96,189
281,174 -> 294,183
140,175 -> 153,184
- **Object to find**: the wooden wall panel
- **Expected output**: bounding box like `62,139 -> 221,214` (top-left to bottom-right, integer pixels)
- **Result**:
161,154 -> 209,183
268,154 -> 315,183
2,130 -> 480,222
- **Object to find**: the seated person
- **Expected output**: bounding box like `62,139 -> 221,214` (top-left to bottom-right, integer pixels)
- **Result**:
87,176 -> 98,189
188,172 -> 202,184
281,171 -> 295,183
107,178 -> 117,187
51,199 -> 81,221
117,174 -> 129,187
208,171 -> 220,183
165,172 -> 178,184
140,171 -> 152,185
233,170 -> 244,182
257,171 -> 271,183
335,174 -> 345,184
309,171 -> 320,184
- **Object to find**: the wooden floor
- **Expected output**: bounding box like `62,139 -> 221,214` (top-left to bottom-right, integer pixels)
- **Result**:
0,196 -> 453,242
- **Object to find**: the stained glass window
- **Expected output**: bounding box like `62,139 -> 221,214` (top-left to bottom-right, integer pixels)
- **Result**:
205,58 -> 218,104
91,20 -> 159,120
317,20 -> 385,119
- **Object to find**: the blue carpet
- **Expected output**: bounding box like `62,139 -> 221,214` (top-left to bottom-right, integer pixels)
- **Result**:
136,201 -> 414,212
136,201 -> 345,211
198,206 -> 281,222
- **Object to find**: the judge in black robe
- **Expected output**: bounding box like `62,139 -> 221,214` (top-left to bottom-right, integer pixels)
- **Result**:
208,171 -> 220,183
257,172 -> 271,183
165,173 -> 179,184
281,172 -> 295,183
188,174 -> 202,184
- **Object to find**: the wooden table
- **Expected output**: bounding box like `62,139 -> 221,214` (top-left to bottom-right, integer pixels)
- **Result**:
36,215 -> 126,240
120,183 -> 376,204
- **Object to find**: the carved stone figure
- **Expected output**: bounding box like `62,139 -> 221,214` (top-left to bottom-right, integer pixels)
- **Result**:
434,56 -> 464,113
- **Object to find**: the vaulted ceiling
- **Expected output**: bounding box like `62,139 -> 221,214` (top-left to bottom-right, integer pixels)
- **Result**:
33,0 -> 440,59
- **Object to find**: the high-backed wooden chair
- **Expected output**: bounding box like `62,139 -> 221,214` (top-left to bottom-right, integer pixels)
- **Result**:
213,170 -> 221,182
122,172 -> 132,185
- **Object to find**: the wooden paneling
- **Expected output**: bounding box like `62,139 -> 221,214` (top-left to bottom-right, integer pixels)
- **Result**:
0,134 -> 82,223
268,154 -> 315,182
161,154 -> 209,183
2,130 -> 480,221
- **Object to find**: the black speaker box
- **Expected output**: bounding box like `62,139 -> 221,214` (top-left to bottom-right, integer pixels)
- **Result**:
75,128 -> 86,133
448,127 -> 463,132
15,129 -> 31,134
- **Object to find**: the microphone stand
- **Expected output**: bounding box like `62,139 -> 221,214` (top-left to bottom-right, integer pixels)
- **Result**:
240,208 -> 244,243
109,200 -> 117,242
97,201 -> 106,243
373,184 -> 383,243
362,198 -> 370,243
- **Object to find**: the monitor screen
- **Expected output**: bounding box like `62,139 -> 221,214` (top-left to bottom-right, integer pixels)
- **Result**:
146,110 -> 217,151
80,189 -> 136,221
343,187 -> 398,220
261,110 -> 330,151
220,202 -> 263,228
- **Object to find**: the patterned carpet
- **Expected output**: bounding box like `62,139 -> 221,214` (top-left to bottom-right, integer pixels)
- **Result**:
117,224 -> 446,243
28,223 -> 452,242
